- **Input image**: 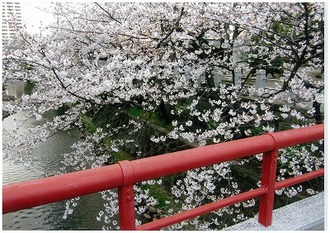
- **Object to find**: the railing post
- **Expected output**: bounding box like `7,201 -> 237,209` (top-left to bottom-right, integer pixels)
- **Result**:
258,150 -> 278,227
117,160 -> 136,230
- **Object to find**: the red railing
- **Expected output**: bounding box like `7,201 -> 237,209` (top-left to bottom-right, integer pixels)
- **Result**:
2,124 -> 324,230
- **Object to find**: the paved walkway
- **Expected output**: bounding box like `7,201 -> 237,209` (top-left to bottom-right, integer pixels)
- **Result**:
224,192 -> 325,231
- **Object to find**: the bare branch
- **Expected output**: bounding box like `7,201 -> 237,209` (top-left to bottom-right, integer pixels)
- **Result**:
94,2 -> 122,25
156,7 -> 185,48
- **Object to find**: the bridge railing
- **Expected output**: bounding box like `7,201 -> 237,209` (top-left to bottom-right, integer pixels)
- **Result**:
2,124 -> 324,230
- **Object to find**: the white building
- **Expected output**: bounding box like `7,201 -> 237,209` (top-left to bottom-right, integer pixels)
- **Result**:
2,2 -> 23,47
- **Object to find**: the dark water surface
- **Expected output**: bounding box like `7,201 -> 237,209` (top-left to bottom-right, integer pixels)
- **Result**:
2,81 -> 105,230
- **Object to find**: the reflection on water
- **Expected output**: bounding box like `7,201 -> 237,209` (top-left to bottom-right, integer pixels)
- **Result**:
2,82 -> 106,230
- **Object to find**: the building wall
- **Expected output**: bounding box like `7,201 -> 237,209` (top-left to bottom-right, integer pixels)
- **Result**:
2,2 -> 22,47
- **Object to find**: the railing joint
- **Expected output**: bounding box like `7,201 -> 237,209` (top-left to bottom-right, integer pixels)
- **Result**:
117,160 -> 135,186
117,160 -> 136,230
266,132 -> 279,151
260,185 -> 268,194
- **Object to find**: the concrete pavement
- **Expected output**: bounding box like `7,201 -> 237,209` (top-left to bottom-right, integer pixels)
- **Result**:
223,192 -> 325,231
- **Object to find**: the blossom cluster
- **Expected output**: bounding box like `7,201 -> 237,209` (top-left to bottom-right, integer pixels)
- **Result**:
2,2 -> 324,230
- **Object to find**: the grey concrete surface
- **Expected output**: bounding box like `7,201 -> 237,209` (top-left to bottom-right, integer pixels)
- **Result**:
223,192 -> 324,231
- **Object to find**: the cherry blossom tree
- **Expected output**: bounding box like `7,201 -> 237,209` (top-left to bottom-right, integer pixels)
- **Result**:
2,2 -> 324,230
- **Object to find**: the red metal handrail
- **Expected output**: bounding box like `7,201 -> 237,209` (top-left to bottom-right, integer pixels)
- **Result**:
2,124 -> 324,230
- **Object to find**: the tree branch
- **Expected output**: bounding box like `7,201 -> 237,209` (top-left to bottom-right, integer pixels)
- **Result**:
156,7 -> 185,48
94,2 -> 122,25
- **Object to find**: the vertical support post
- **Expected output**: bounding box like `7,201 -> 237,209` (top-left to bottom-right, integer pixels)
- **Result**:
258,150 -> 278,227
118,185 -> 136,230
117,160 -> 136,230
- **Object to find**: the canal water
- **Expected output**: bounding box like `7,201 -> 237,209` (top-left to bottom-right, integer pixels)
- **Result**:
2,81 -> 106,230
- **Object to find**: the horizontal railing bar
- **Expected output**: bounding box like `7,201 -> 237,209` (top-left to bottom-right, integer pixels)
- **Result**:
3,165 -> 124,213
2,134 -> 274,213
268,124 -> 323,150
3,124 -> 324,214
275,169 -> 324,190
136,187 -> 266,230
138,169 -> 325,231
131,124 -> 324,183
131,134 -> 275,182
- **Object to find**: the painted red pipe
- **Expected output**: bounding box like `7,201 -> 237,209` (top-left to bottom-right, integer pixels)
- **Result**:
3,124 -> 324,215
130,134 -> 275,182
137,187 -> 266,230
131,124 -> 324,183
2,135 -> 273,214
258,150 -> 278,226
275,169 -> 324,190
118,185 -> 136,230
117,161 -> 136,230
3,164 -> 124,213
268,124 -> 324,150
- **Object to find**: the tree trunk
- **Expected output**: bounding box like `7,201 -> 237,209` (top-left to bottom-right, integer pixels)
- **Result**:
159,100 -> 172,124
313,101 -> 323,124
